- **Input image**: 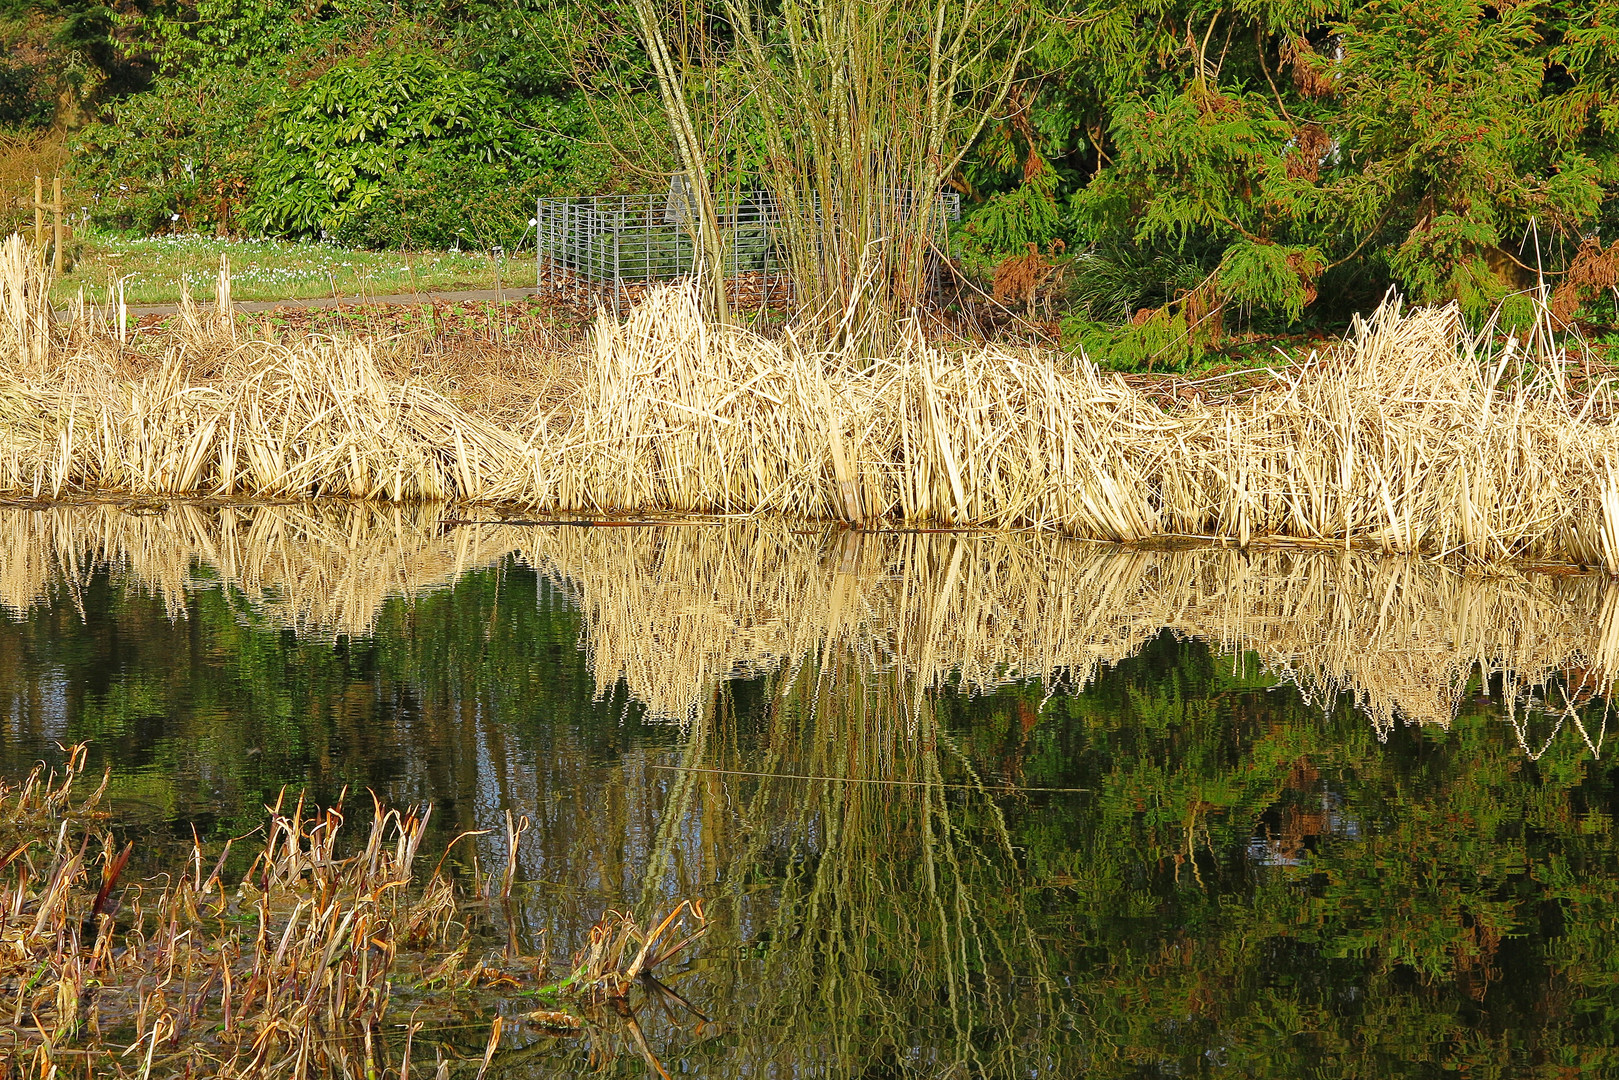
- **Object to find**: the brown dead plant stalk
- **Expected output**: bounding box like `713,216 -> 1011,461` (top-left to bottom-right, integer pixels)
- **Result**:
0,755 -> 478,1078
560,900 -> 709,1003
992,240 -> 1067,320
0,743 -> 719,1079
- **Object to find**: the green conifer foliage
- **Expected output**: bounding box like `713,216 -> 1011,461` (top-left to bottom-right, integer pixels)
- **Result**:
974,0 -> 1619,341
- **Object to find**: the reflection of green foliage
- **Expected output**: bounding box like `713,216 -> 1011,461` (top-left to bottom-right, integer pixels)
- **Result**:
703,660 -> 1081,1075
75,678 -> 166,738
5,576 -> 1619,1075
0,563 -> 650,840
933,632 -> 1619,1075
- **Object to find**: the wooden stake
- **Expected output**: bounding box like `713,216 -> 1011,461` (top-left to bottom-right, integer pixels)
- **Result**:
52,175 -> 63,277
33,175 -> 42,256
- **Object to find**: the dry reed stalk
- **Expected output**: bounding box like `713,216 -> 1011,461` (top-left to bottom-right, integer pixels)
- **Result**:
0,502 -> 1612,741
374,332 -> 584,429
520,287 -> 1618,575
0,744 -> 708,1079
0,333 -> 535,505
3,235 -> 1618,567
543,287 -> 1619,570
0,233 -> 54,370
0,749 -> 470,1078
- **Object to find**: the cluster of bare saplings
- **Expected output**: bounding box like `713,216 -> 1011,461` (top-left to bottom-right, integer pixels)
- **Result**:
2,233 -> 1618,568
0,745 -> 710,1079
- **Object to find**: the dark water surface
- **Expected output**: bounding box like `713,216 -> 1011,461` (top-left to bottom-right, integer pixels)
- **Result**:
2,505 -> 1618,1077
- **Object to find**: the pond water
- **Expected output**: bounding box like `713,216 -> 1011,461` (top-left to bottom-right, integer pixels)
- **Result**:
2,503 -> 1617,1077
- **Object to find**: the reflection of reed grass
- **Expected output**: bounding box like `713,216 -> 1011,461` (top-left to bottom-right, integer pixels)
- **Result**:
0,502 -> 525,636
528,523 -> 1618,734
692,658 -> 1067,1075
1,503 -> 1612,735
4,239 -> 1619,565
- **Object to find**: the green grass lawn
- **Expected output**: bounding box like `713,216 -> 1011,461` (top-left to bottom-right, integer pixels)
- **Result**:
53,232 -> 535,306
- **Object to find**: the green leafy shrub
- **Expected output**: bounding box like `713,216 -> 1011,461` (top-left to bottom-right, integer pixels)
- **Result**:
328,160 -> 518,251
244,51 -> 509,239
70,0 -> 313,235
61,0 -> 1619,290
970,0 -> 1619,335
328,94 -> 616,250
72,0 -> 631,250
73,66 -> 273,234
0,58 -> 52,128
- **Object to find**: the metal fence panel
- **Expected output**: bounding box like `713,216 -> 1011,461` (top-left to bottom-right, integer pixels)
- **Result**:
537,188 -> 958,314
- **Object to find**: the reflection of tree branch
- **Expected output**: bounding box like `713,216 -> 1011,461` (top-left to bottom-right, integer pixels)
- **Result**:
701,657 -> 1075,1074
639,690 -> 712,921
928,717 -> 1061,998
919,728 -> 970,1060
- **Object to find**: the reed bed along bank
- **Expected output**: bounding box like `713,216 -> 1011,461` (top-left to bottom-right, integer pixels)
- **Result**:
3,233 -> 1618,566
0,502 -> 1612,743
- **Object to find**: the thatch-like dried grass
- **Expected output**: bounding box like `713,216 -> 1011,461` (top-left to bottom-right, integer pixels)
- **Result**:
1,503 -> 1612,740
3,237 -> 1618,567
545,285 -> 1619,570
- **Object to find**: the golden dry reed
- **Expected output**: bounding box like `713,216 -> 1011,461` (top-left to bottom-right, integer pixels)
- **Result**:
3,233 -> 1617,566
548,285 -> 1619,568
0,502 -> 1612,743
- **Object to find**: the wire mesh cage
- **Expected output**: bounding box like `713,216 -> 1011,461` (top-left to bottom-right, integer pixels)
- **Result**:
536,184 -> 961,314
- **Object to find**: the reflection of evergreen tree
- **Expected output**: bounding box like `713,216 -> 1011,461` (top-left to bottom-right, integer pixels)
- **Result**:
941,633 -> 1619,1076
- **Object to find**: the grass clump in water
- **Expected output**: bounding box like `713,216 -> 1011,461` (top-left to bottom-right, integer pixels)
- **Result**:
0,745 -> 709,1078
